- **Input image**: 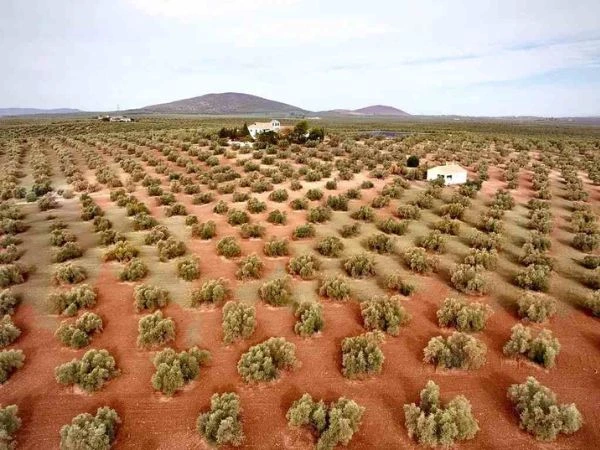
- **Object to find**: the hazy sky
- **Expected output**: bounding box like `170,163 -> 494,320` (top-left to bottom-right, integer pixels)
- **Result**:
2,0 -> 600,116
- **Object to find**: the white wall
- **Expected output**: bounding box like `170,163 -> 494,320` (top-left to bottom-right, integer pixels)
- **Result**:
426,169 -> 467,185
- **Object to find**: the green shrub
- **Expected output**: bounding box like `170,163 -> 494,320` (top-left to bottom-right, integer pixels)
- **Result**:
0,265 -> 27,288
439,202 -> 466,220
341,332 -> 384,378
50,229 -> 76,247
98,229 -> 125,246
0,404 -> 21,448
185,215 -> 199,226
450,264 -> 488,295
397,204 -> 421,220
197,392 -> 244,447
103,241 -> 138,262
433,217 -> 460,235
339,222 -> 361,238
59,406 -> 120,450
48,284 -> 97,316
287,254 -> 321,279
165,203 -> 187,217
582,255 -> 600,270
0,290 -> 19,316
492,189 -> 515,210
307,206 -> 332,223
360,296 -> 410,335
376,218 -> 408,236
137,311 -> 175,348
237,337 -> 296,382
416,230 -> 446,253
437,297 -> 492,332
216,236 -> 242,258
572,232 -> 600,252
263,238 -> 289,257
267,209 -> 287,225
51,263 -> 88,285
55,349 -> 118,392
144,225 -> 170,245
236,254 -> 263,280
363,233 -> 393,254
246,197 -> 266,213
290,198 -> 308,210
385,273 -> 415,296
468,231 -> 501,251
191,279 -> 229,306
463,249 -> 498,270
55,312 -> 103,349
269,188 -> 289,202
293,223 -> 316,239
119,258 -> 148,281
403,247 -> 439,274
344,253 -> 376,278
0,349 -> 24,384
584,290 -> 600,316
227,209 -> 250,226
514,264 -> 551,291
507,377 -> 583,441
423,332 -> 487,370
404,381 -> 479,447
287,394 -> 364,450
305,189 -> 323,201
53,242 -> 84,263
294,302 -> 324,337
371,195 -> 390,209
151,347 -> 210,396
503,324 -> 560,368
212,200 -> 229,214
351,205 -> 375,221
315,236 -> 344,258
191,221 -> 217,239
259,277 -> 292,306
319,275 -> 351,301
222,301 -> 256,344
517,293 -> 556,322
326,195 -> 348,211
134,284 -> 169,311
132,213 -> 157,231
157,237 -> 186,262
0,315 -> 20,348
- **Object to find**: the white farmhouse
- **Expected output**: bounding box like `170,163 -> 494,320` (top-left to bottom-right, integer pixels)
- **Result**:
247,119 -> 281,139
426,163 -> 468,185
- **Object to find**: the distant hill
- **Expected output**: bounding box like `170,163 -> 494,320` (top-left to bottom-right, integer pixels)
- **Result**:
353,105 -> 410,116
133,92 -> 308,116
0,108 -> 82,117
318,105 -> 411,117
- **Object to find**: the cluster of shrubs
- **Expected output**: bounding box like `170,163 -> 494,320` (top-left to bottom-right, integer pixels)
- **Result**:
222,301 -> 256,343
191,220 -> 216,239
263,238 -> 289,257
344,253 -> 376,278
237,337 -> 296,382
60,406 -> 120,450
341,331 -> 384,378
235,254 -> 263,279
151,347 -> 210,396
55,348 -> 119,391
404,381 -> 479,447
319,275 -> 351,301
55,312 -> 103,348
258,277 -> 292,306
403,247 -> 439,274
191,278 -> 228,306
0,404 -> 21,447
294,302 -> 324,337
48,284 -> 97,316
177,256 -> 200,281
507,377 -> 582,441
437,297 -> 492,332
360,295 -> 410,335
197,393 -> 244,447
503,324 -> 560,368
517,293 -> 556,322
287,254 -> 320,279
423,332 -> 487,370
286,394 -> 364,449
137,311 -> 175,348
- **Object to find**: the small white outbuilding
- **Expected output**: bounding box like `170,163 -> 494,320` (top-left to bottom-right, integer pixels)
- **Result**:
426,163 -> 468,185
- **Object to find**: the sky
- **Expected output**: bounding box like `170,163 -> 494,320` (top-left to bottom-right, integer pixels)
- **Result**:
2,0 -> 600,116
